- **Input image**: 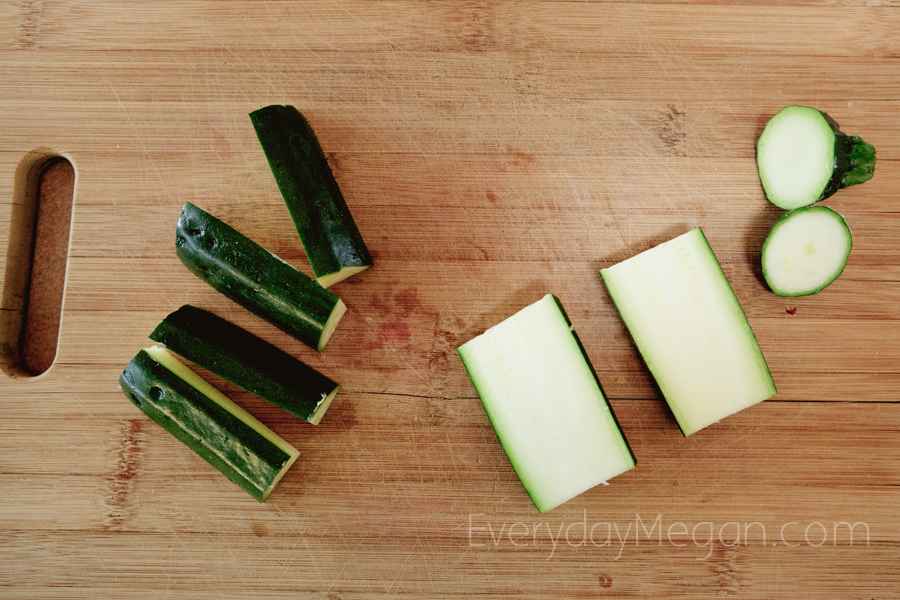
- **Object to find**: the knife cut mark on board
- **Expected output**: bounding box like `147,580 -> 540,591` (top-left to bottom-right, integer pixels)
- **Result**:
17,0 -> 42,49
104,419 -> 144,530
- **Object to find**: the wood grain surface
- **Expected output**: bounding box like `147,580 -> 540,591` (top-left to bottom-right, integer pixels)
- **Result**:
1,1 -> 899,598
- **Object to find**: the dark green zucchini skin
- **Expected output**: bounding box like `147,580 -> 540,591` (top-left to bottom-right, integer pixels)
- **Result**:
150,305 -> 339,423
820,112 -> 876,201
176,202 -> 342,351
250,105 -> 373,285
119,349 -> 292,502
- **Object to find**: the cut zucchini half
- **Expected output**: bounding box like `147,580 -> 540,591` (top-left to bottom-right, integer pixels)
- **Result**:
150,305 -> 340,424
250,105 -> 373,287
119,346 -> 300,501
762,206 -> 852,297
457,294 -> 636,514
601,229 -> 776,436
756,106 -> 876,210
176,202 -> 345,352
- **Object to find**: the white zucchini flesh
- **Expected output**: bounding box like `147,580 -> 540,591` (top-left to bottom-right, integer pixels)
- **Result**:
762,206 -> 852,297
756,106 -> 836,210
601,229 -> 776,436
458,294 -> 635,514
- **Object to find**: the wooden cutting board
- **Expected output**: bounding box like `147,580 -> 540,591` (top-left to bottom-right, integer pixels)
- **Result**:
2,2 -> 899,598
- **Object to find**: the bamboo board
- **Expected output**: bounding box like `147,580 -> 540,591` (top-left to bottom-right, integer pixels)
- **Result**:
1,2 -> 899,598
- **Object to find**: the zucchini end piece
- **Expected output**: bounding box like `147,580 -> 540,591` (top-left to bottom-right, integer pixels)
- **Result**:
307,385 -> 340,425
757,106 -> 876,209
316,264 -> 370,288
260,446 -> 300,501
841,135 -> 876,188
756,106 -> 835,210
317,298 -> 346,352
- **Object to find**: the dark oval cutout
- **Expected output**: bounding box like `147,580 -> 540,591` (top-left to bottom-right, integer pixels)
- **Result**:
1,150 -> 76,377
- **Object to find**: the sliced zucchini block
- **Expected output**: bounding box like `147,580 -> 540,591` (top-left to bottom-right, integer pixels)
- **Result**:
119,346 -> 300,501
176,202 -> 345,352
150,305 -> 340,424
457,294 -> 635,514
250,105 -> 373,288
757,105 -> 876,210
600,229 -> 776,436
762,206 -> 852,297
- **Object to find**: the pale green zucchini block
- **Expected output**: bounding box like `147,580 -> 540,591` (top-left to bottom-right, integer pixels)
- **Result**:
600,228 -> 776,436
458,294 -> 635,513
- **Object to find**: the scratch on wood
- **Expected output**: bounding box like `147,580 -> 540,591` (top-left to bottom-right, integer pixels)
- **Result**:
461,2 -> 494,51
657,104 -> 689,156
712,544 -> 740,595
325,395 -> 357,432
104,418 -> 144,530
18,0 -> 42,49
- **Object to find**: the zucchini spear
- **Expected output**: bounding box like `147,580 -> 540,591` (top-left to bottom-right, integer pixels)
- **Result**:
250,105 -> 373,288
176,202 -> 345,352
150,305 -> 340,424
120,346 -> 299,501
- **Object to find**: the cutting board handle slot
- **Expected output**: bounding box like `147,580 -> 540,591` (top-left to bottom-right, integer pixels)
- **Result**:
1,149 -> 76,378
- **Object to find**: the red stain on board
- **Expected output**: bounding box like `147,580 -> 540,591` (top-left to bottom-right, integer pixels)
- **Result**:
195,117 -> 233,158
786,307 -> 797,315
377,322 -> 412,353
394,289 -> 422,316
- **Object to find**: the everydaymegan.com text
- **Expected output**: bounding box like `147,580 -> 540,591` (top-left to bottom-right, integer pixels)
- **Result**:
467,512 -> 871,560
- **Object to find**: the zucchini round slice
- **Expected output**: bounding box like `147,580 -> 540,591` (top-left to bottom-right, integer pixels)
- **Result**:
761,206 -> 852,297
756,106 -> 876,210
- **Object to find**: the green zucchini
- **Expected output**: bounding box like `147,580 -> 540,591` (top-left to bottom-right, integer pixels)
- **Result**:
757,106 -> 876,210
150,305 -> 340,424
176,202 -> 345,352
762,206 -> 852,297
250,105 -> 373,288
601,229 -> 776,436
119,346 -> 299,501
457,294 -> 636,514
